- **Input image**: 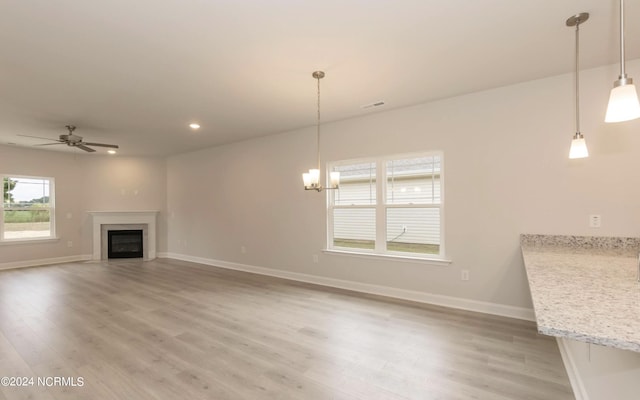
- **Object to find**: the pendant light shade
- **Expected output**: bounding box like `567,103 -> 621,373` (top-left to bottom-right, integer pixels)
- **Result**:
302,169 -> 320,188
302,71 -> 339,192
605,0 -> 640,123
567,13 -> 589,159
605,84 -> 640,122
569,134 -> 589,159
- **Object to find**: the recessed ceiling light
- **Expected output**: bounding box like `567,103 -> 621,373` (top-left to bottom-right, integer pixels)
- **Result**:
107,150 -> 117,155
189,123 -> 201,130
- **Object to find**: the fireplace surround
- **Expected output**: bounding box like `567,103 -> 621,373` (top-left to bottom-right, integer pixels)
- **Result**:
88,211 -> 159,260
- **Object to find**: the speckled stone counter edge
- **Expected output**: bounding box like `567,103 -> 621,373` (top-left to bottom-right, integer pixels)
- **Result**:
540,326 -> 640,352
520,234 -> 640,256
521,233 -> 640,352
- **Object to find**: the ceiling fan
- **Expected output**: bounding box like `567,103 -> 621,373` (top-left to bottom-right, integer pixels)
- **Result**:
19,125 -> 119,152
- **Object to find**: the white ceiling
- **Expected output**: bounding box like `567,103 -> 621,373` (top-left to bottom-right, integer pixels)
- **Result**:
0,0 -> 637,157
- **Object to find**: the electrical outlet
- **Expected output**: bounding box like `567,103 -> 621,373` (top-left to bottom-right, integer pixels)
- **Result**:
313,254 -> 319,263
67,241 -> 73,248
589,215 -> 601,228
461,270 -> 470,281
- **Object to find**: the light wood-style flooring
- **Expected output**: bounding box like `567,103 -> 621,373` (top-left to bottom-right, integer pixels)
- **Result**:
0,259 -> 574,399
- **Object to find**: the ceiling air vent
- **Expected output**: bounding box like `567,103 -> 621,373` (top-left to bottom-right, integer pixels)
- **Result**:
361,101 -> 385,109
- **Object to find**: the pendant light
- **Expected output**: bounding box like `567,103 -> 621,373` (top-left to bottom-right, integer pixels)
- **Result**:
302,71 -> 340,191
567,13 -> 589,159
605,0 -> 640,123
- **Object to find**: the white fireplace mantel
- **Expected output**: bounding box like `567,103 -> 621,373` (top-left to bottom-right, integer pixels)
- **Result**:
88,211 -> 159,261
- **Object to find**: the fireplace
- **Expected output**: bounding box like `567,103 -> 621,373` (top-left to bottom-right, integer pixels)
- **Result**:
89,211 -> 159,261
108,230 -> 143,259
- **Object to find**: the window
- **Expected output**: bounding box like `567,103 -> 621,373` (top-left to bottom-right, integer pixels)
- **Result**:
1,175 -> 55,241
328,152 -> 443,258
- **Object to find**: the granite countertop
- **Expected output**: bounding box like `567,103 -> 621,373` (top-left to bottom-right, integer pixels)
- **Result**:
521,234 -> 640,352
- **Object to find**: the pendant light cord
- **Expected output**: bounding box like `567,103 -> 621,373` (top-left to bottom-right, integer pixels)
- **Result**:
316,74 -> 321,171
619,0 -> 626,78
575,21 -> 581,134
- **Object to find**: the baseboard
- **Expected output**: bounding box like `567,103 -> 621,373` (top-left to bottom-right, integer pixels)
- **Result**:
159,252 -> 535,321
0,254 -> 92,271
557,338 -> 589,400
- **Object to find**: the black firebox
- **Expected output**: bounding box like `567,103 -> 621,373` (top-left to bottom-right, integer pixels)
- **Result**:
107,230 -> 143,259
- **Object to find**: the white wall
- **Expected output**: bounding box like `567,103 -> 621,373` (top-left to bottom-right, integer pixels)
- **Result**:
0,145 -> 167,266
79,155 -> 168,254
166,130 -> 317,269
167,59 -> 640,311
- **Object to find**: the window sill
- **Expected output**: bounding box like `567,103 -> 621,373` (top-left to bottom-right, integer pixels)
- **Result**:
0,237 -> 60,246
322,248 -> 452,266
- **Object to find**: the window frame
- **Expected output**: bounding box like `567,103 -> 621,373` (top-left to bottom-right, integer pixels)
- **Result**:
326,151 -> 446,261
0,174 -> 56,243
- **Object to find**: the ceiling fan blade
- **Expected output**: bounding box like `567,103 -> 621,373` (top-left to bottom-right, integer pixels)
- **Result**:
83,142 -> 119,149
35,142 -> 66,146
17,134 -> 62,142
76,144 -> 96,152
